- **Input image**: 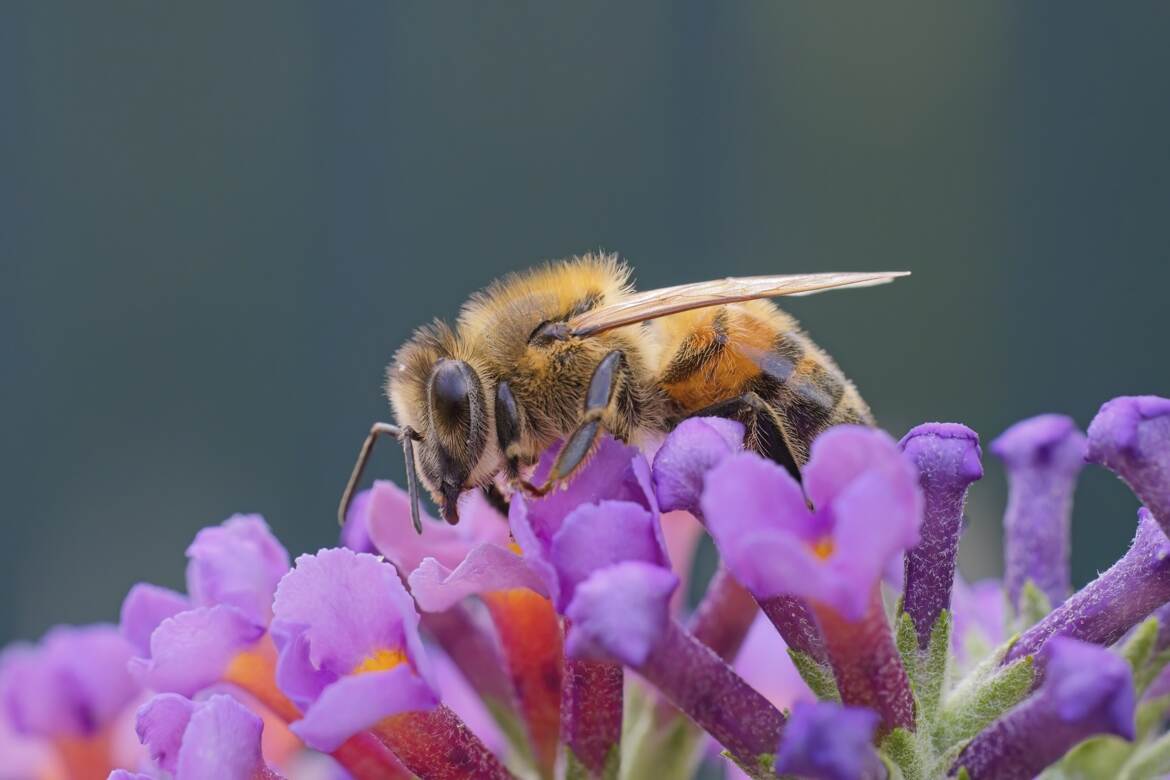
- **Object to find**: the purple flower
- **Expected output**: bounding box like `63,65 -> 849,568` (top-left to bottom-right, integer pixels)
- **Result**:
186,515 -> 290,627
703,425 -> 922,622
950,577 -> 1006,661
651,417 -> 746,516
271,548 -> 508,778
703,425 -> 921,735
124,515 -> 290,700
900,423 -> 983,647
509,436 -> 667,610
135,693 -> 282,779
991,414 -> 1086,609
774,701 -> 882,780
1087,396 -> 1170,534
1009,508 -> 1170,663
269,548 -> 437,752
953,637 -> 1135,779
652,418 -> 768,669
365,480 -> 513,580
0,624 -> 139,740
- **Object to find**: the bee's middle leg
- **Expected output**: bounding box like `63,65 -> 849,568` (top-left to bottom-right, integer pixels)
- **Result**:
526,350 -> 627,495
686,392 -> 803,482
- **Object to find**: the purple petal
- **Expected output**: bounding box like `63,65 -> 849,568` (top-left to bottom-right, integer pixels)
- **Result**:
651,417 -> 745,515
130,606 -> 264,696
407,543 -> 549,613
290,666 -> 438,753
702,451 -> 813,552
271,548 -> 434,705
828,469 -> 922,620
135,693 -> 194,773
185,515 -> 290,627
1087,396 -> 1170,535
120,583 -> 190,657
0,624 -> 139,739
804,425 -> 919,514
1043,637 -> 1135,736
774,701 -> 882,780
564,562 -> 678,666
176,694 -> 270,779
951,577 -> 1006,659
108,772 -> 153,780
340,488 -> 378,554
549,500 -> 669,610
992,414 -> 1086,609
515,436 -> 656,549
899,423 -> 982,646
366,481 -> 510,574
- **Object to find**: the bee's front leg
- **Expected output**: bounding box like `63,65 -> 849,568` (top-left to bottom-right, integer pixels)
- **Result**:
525,350 -> 626,496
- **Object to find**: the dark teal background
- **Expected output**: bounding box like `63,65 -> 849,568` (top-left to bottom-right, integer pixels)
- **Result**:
3,4 -> 1168,644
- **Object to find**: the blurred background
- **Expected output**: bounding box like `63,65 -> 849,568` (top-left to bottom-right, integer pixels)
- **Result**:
2,3 -> 1168,645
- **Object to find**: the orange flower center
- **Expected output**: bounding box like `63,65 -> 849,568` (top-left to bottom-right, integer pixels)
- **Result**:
810,537 -> 835,560
507,540 -> 523,555
352,648 -> 408,675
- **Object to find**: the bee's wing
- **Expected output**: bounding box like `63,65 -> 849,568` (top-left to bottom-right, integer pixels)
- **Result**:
568,271 -> 909,337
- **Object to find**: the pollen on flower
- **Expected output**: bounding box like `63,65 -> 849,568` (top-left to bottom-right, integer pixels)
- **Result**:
507,540 -> 523,555
810,537 -> 835,560
352,648 -> 409,675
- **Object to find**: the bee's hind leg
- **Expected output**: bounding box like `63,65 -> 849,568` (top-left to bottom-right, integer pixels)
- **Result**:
687,392 -> 804,482
524,350 -> 626,496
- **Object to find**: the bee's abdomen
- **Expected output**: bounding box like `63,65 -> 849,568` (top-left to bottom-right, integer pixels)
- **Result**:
655,302 -> 872,463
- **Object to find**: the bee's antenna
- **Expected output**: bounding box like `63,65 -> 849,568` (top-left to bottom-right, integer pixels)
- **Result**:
338,422 -> 424,535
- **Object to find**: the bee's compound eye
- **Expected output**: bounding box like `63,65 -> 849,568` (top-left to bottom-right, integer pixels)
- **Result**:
429,359 -> 473,427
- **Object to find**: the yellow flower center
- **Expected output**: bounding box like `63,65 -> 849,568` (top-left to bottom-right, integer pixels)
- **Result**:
352,648 -> 408,675
810,537 -> 835,560
507,540 -> 523,555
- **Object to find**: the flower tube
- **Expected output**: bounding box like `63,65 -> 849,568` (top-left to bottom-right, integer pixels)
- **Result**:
952,637 -> 1134,779
1008,509 -> 1170,663
703,425 -> 922,736
899,423 -> 983,648
565,560 -> 786,777
991,414 -> 1086,610
271,547 -> 510,780
1087,396 -> 1170,533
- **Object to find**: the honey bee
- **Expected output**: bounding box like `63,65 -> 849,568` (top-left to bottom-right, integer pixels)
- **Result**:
339,254 -> 907,531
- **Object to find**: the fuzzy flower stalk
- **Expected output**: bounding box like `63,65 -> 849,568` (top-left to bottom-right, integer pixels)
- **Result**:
9,394 -> 1170,779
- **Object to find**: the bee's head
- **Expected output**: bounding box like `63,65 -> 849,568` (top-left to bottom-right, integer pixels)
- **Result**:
387,322 -> 491,524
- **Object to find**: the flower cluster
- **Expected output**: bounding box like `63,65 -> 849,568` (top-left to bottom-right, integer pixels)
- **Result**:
5,394 -> 1170,779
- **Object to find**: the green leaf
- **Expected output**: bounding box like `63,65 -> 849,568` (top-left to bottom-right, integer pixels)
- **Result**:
935,651 -> 1035,752
1047,735 -> 1135,779
1120,729 -> 1170,780
896,611 -> 919,682
879,727 -> 925,780
1018,579 -> 1053,630
1136,694 -> 1170,741
920,610 -> 952,723
1122,617 -> 1159,677
787,648 -> 840,702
